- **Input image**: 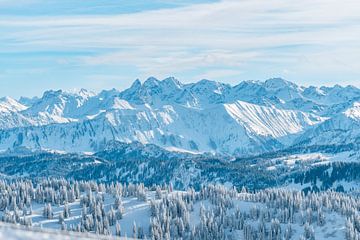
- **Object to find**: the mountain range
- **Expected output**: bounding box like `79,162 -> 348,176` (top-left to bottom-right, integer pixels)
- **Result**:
0,77 -> 360,156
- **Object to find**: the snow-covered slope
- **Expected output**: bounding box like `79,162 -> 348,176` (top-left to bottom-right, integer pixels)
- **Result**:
0,97 -> 33,129
0,99 -> 323,156
224,101 -> 322,139
0,97 -> 27,113
295,102 -> 360,147
0,77 -> 359,156
0,223 -> 116,240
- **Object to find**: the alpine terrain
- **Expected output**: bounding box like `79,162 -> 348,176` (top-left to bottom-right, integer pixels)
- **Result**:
0,78 -> 360,239
1,77 -> 359,156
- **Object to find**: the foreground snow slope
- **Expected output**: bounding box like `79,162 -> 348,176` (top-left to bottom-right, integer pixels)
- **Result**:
0,222 -> 124,240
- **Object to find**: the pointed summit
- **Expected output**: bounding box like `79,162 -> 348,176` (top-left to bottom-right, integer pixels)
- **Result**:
191,79 -> 230,95
42,89 -> 63,99
118,79 -> 144,104
0,96 -> 27,112
77,88 -> 95,98
123,79 -> 142,94
131,79 -> 142,88
143,77 -> 160,87
264,78 -> 298,90
161,77 -> 182,89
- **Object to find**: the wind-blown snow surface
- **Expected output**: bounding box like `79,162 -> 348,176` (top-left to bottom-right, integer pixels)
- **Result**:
0,222 -> 119,240
0,77 -> 359,156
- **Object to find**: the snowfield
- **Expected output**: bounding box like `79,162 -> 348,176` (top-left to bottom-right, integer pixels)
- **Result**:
0,222 -> 122,240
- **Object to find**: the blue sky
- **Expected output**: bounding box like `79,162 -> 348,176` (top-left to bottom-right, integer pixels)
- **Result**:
1,0 -> 360,98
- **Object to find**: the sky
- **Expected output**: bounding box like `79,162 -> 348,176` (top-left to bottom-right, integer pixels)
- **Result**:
0,0 -> 360,98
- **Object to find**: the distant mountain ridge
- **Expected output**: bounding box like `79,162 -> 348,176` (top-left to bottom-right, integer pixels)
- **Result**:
0,77 -> 359,156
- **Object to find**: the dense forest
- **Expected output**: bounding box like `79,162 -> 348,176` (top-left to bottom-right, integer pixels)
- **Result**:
0,178 -> 359,239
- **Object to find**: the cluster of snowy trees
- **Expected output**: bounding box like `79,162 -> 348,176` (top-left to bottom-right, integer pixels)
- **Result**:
150,185 -> 360,240
0,178 -> 148,238
0,178 -> 359,239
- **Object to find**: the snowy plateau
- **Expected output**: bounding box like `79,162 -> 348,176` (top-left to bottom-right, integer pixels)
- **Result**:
0,77 -> 360,239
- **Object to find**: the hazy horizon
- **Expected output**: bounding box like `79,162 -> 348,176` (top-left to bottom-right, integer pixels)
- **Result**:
1,76 -> 359,99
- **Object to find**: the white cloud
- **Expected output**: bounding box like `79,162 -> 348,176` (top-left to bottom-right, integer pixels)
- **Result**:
193,69 -> 244,80
1,0 -> 360,86
81,48 -> 260,76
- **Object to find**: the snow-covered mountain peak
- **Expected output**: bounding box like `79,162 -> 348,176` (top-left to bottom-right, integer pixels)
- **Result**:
66,88 -> 96,99
344,102 -> 360,120
20,87 -> 98,124
0,96 -> 16,102
191,79 -> 229,94
0,97 -> 27,113
143,76 -> 160,87
264,77 -> 299,90
0,77 -> 360,156
315,84 -> 360,104
130,78 -> 142,89
98,88 -> 120,100
42,89 -> 63,99
119,77 -> 184,106
302,86 -> 326,98
161,77 -> 183,89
